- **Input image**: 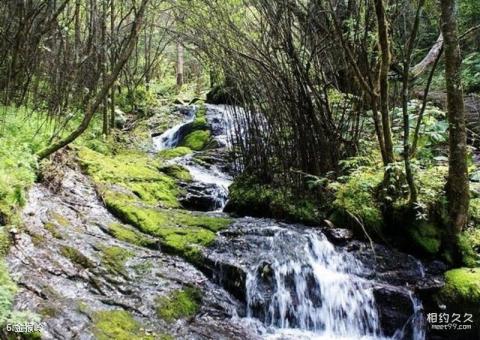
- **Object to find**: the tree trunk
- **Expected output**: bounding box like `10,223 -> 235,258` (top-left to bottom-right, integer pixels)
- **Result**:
176,41 -> 184,88
440,0 -> 469,261
374,0 -> 394,165
37,0 -> 149,160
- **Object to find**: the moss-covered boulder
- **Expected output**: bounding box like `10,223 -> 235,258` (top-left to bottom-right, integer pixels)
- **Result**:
155,287 -> 201,322
435,267 -> 480,336
102,189 -> 230,262
180,130 -> 211,151
107,222 -> 156,248
78,147 -> 181,208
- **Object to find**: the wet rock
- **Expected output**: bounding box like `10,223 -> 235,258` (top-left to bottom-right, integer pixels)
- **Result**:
373,285 -> 415,337
323,227 -> 354,245
179,182 -> 228,211
8,168 -> 253,339
114,108 -> 127,128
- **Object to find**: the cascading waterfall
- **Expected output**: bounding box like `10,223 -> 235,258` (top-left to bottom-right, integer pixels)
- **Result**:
155,104 -> 426,339
153,108 -> 195,151
245,229 -> 383,339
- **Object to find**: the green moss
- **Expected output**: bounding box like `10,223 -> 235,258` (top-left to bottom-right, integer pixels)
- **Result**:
103,190 -> 230,261
469,198 -> 480,224
0,229 -> 11,256
407,222 -> 442,255
459,228 -> 480,267
38,305 -> 60,318
48,211 -> 70,227
100,246 -> 133,274
59,245 -> 94,269
44,222 -> 64,239
0,260 -> 17,325
190,116 -> 208,131
157,147 -> 192,161
78,147 -> 181,208
107,223 -> 154,247
332,167 -> 384,232
155,287 -> 201,322
227,175 -> 320,224
180,130 -> 211,151
438,268 -> 480,304
92,310 -> 155,340
159,164 -> 192,182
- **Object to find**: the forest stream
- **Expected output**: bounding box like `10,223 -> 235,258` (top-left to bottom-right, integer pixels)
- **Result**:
6,105 -> 446,339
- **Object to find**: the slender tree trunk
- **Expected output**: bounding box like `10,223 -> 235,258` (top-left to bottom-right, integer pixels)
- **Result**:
402,0 -> 425,204
37,0 -> 149,160
440,0 -> 469,261
176,41 -> 184,88
374,0 -> 394,165
110,0 -> 116,130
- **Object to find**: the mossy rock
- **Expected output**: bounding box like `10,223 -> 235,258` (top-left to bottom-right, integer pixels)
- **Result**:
157,147 -> 192,161
107,223 -> 155,248
59,245 -> 94,269
100,246 -> 133,274
92,310 -> 156,340
406,222 -> 442,256
155,287 -> 201,322
48,211 -> 70,227
78,147 -> 181,208
435,267 -> 480,331
459,227 -> 480,267
102,189 -> 230,262
180,130 -> 211,151
44,222 -> 64,239
159,164 -> 192,182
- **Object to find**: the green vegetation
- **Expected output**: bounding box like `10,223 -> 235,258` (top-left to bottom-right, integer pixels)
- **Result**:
0,261 -> 17,325
107,223 -> 155,247
159,164 -> 192,181
157,146 -> 192,161
437,268 -> 480,305
407,222 -> 442,256
459,228 -> 480,267
92,310 -> 155,340
180,130 -> 211,151
155,287 -> 201,322
226,175 -> 321,224
59,246 -> 94,269
100,246 -> 133,274
44,222 -> 64,239
103,190 -> 230,262
78,147 -> 181,208
330,166 -> 384,234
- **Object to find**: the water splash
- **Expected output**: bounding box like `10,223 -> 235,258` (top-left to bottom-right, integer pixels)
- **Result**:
153,109 -> 195,151
245,230 -> 383,339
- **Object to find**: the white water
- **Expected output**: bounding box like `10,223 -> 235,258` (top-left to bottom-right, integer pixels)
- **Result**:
245,230 -> 384,339
153,109 -> 195,151
153,104 -> 426,340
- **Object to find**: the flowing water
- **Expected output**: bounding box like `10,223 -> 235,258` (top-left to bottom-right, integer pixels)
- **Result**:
152,104 -> 429,340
